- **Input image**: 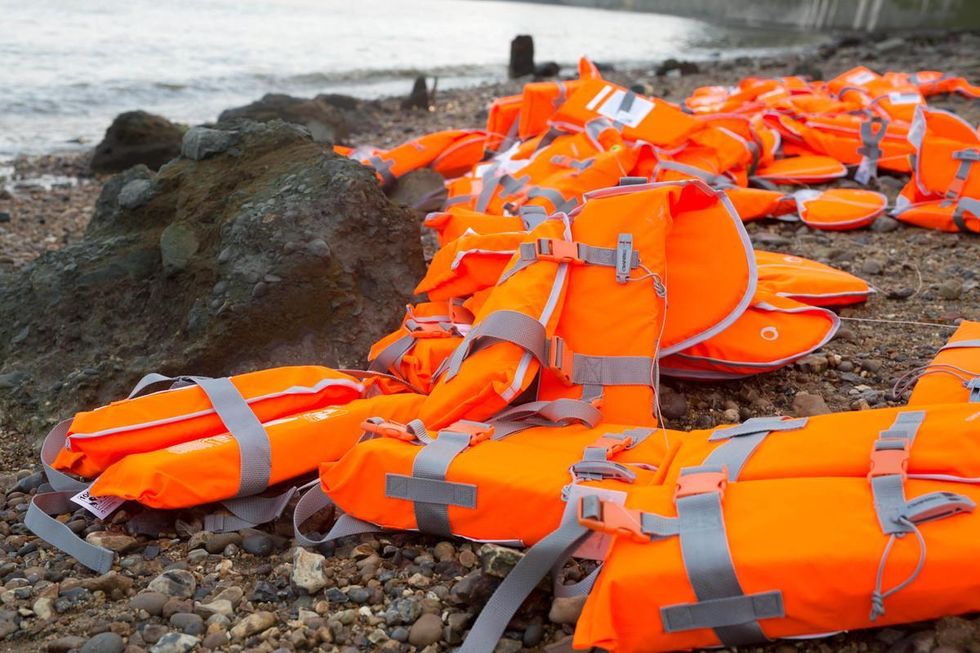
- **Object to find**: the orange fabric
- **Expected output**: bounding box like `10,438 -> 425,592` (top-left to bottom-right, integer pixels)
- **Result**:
90,392 -> 425,509
485,95 -> 521,153
908,321 -> 980,405
895,199 -> 980,233
753,155 -> 848,184
53,366 -> 364,479
415,230 -> 524,300
424,207 -> 527,245
795,188 -> 888,231
909,106 -> 980,200
754,250 -> 872,307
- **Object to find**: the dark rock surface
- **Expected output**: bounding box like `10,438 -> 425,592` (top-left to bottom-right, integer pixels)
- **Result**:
0,119 -> 425,431
218,93 -> 381,144
90,111 -> 185,174
509,35 -> 535,78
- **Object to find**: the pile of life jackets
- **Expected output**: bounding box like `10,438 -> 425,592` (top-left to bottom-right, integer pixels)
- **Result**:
26,58 -> 980,653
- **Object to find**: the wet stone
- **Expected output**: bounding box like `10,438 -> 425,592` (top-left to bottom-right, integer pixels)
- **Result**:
408,613 -> 443,647
241,533 -> 274,556
148,570 -> 196,599
170,612 -> 205,636
80,632 -> 126,653
130,591 -> 169,616
149,632 -> 200,653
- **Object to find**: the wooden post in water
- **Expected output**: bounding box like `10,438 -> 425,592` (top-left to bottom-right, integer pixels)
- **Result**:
509,35 -> 535,78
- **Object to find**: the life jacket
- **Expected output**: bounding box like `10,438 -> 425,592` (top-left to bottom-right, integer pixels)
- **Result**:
722,187 -> 795,222
828,66 -> 926,122
419,184 -> 674,428
907,106 -> 980,201
367,302 -> 474,394
894,196 -> 980,234
549,79 -> 703,149
356,129 -> 488,186
798,113 -> 914,179
423,206 -> 540,246
793,187 -> 888,230
485,94 -> 522,154
49,366 -> 365,479
752,155 -> 848,185
660,292 -> 839,380
906,321 -> 980,405
452,404 -> 980,653
754,250 -> 873,307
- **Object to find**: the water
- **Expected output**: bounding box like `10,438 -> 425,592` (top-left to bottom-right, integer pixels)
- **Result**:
0,0 -> 825,156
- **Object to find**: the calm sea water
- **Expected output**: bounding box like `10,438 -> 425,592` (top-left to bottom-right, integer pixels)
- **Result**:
0,0 -> 824,156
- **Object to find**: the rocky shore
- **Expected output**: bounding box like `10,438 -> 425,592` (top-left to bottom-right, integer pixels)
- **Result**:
0,30 -> 977,653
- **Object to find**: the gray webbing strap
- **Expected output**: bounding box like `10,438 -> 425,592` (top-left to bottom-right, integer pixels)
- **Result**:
947,149 -> 979,199
368,333 -> 415,374
503,237 -> 641,283
665,466 -> 782,643
619,90 -> 636,113
26,491 -> 115,574
205,486 -> 298,532
870,411 -> 927,535
499,174 -> 529,198
474,164 -> 503,213
968,378 -> 980,402
619,176 -> 648,186
701,416 -> 808,481
940,338 -> 980,351
550,155 -> 592,170
571,428 -> 655,481
458,503 -> 593,653
442,310 -> 546,381
655,161 -> 733,188
126,372 -> 195,399
387,429 -> 478,537
525,187 -> 578,213
856,117 -> 888,184
40,420 -> 89,494
494,117 -> 520,154
952,197 -> 979,233
569,353 -> 655,400
489,398 -> 602,439
193,377 -> 272,498
293,484 -> 383,548
519,206 -> 548,231
367,155 -> 396,187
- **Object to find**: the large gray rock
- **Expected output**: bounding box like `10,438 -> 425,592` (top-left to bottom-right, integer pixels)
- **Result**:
0,119 -> 425,431
218,93 -> 380,144
90,110 -> 185,174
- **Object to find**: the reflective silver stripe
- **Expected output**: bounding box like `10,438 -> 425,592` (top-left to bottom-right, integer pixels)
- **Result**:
395,430 -> 476,536
952,197 -> 980,233
442,310 -> 546,381
26,491 -> 116,574
193,376 -> 272,497
703,416 -> 808,480
940,338 -> 980,351
204,487 -> 297,532
525,187 -> 578,213
662,592 -> 784,634
670,465 -> 780,645
870,411 -> 926,535
458,503 -> 592,653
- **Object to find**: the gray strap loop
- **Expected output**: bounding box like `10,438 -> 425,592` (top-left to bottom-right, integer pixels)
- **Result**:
662,592 -> 784,634
550,155 -> 592,171
205,487 -> 298,533
293,485 -> 383,548
193,376 -> 272,497
519,206 -> 548,231
570,354 -> 654,387
952,197 -> 980,233
40,420 -> 89,494
26,491 -> 115,574
870,411 -> 926,535
395,431 -> 478,537
442,310 -> 546,382
458,505 -> 592,653
969,378 -> 980,402
855,117 -> 888,184
525,186 -> 578,213
491,398 -> 602,431
126,372 -> 196,399
619,176 -> 649,186
368,333 -> 415,375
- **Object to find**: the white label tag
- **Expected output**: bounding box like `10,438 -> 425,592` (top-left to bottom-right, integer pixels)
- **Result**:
565,485 -> 628,561
887,91 -> 921,106
847,70 -> 876,85
71,488 -> 125,520
596,90 -> 654,128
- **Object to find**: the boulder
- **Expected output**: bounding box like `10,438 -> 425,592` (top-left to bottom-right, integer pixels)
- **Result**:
0,119 -> 425,431
218,93 -> 379,143
90,111 -> 184,174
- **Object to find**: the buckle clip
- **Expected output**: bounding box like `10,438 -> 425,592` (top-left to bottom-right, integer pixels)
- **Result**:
445,420 -> 494,445
590,434 -> 635,458
536,238 -> 583,264
674,468 -> 728,501
406,319 -> 452,339
869,442 -> 909,480
577,495 -> 648,543
360,419 -> 417,442
545,336 -> 575,386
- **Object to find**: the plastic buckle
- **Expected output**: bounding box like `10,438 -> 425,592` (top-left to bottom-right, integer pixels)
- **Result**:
536,238 -> 582,264
360,419 -> 416,442
674,468 -> 728,501
545,336 -> 575,386
577,495 -> 648,543
590,434 -> 635,458
445,420 -> 494,445
868,443 -> 909,480
407,319 -> 450,339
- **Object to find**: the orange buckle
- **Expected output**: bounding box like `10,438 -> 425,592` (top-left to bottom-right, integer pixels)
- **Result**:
545,336 -> 576,386
674,469 -> 728,501
536,238 -> 582,264
577,496 -> 648,543
868,445 -> 909,480
590,434 -> 635,457
445,420 -> 494,445
360,419 -> 417,442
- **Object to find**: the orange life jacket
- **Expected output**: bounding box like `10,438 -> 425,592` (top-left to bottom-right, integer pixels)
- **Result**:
754,249 -> 873,307
906,321 -> 980,405
894,197 -> 980,234
907,106 -> 980,201
753,155 -> 848,185
357,129 -> 488,186
794,187 -> 888,230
